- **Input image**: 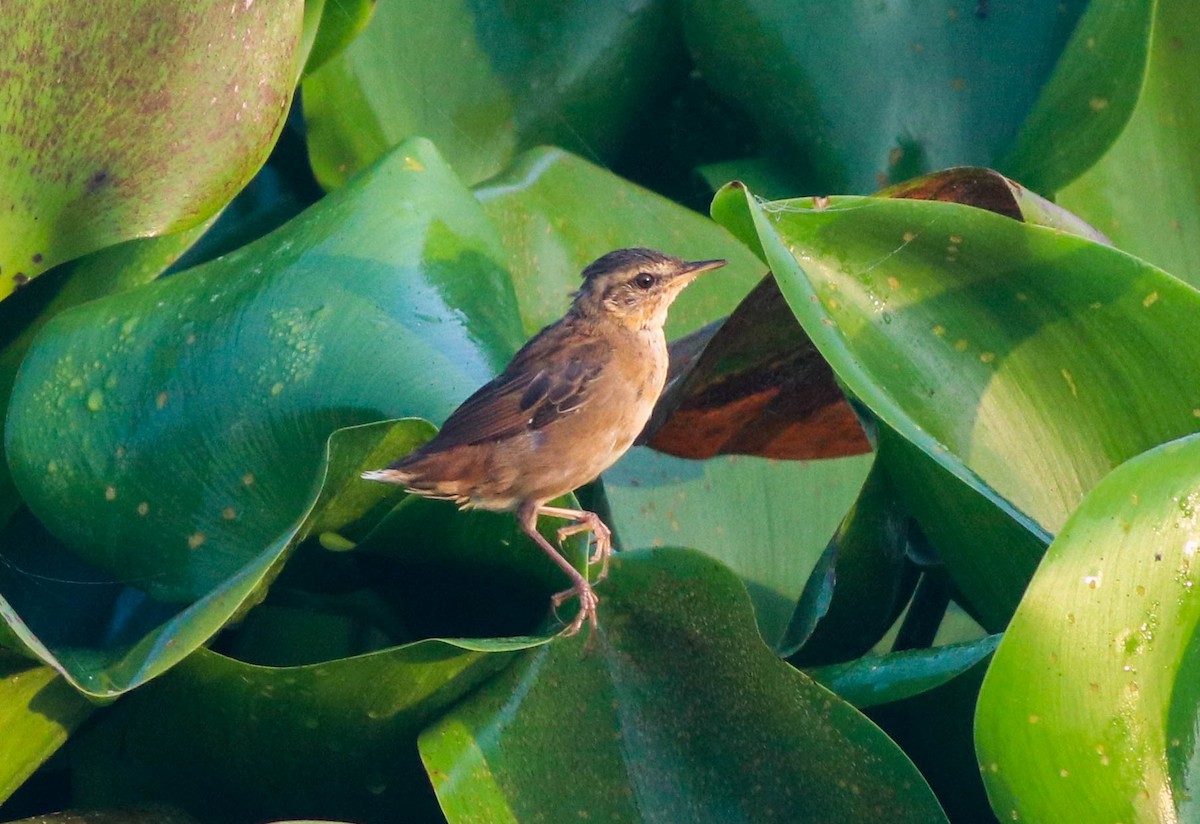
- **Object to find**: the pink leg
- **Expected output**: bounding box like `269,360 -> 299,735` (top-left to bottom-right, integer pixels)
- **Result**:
517,501 -> 598,636
537,504 -> 614,583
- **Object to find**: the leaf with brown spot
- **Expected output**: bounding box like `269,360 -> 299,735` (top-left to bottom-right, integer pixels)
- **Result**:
0,1 -> 303,300
643,274 -> 871,461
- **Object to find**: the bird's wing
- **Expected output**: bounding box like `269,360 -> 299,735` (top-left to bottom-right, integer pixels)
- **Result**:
428,335 -> 612,449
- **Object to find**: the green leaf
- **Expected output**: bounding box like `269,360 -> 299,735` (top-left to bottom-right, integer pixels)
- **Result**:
71,635 -> 541,824
3,139 -> 525,695
0,223 -> 214,529
300,0 -> 377,78
420,547 -> 948,823
1001,0 -> 1153,193
603,448 -> 871,648
303,0 -> 683,188
0,1 -> 303,297
475,146 -> 767,338
784,454 -> 915,662
713,184 -> 1200,539
682,0 -> 1087,193
808,635 -> 999,710
0,653 -> 93,804
977,433 -> 1200,823
1057,0 -> 1200,289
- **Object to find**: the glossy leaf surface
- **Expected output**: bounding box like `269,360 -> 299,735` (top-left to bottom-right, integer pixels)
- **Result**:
713,183 -> 1200,539
977,433 -> 1200,823
3,140 -> 524,694
683,0 -> 1086,193
303,0 -> 682,188
421,548 -> 948,823
1002,0 -> 1153,194
1058,0 -> 1200,288
0,654 -> 93,804
0,1 -> 301,297
474,146 -> 766,339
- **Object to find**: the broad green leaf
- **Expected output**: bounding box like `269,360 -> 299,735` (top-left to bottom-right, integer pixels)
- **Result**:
1058,0 -> 1200,288
682,0 -> 1087,194
420,548 -> 948,823
713,184 -> 1200,540
1002,0 -> 1153,193
474,146 -> 766,338
603,448 -> 872,648
303,0 -> 683,188
977,433 -> 1200,823
0,653 -> 93,804
0,222 -> 215,529
3,140 -> 525,695
71,636 -> 541,824
0,1 -> 302,297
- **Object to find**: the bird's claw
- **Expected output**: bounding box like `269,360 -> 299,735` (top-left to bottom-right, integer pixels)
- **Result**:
552,582 -> 600,637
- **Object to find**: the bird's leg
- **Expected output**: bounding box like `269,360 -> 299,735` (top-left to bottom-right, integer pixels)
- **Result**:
536,504 -> 614,583
517,501 -> 599,636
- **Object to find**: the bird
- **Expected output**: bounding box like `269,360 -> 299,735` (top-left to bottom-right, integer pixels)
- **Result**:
361,248 -> 727,635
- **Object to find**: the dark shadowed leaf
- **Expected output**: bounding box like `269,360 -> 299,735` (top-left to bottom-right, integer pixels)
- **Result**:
682,0 -> 1086,194
420,548 -> 948,823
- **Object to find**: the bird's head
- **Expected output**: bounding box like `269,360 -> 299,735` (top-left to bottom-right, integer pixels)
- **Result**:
571,248 -> 727,330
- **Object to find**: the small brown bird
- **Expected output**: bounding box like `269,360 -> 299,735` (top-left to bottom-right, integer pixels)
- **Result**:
362,248 -> 726,634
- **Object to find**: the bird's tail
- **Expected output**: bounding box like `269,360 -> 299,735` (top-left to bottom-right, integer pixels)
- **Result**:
360,468 -> 412,484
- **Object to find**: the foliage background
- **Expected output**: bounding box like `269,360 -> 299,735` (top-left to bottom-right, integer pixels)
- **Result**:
2,1 -> 1199,822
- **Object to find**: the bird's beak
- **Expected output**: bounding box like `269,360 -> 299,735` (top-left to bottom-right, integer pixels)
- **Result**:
675,258 -> 727,284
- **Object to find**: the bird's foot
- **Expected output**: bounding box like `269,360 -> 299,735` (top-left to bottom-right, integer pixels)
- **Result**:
551,581 -> 600,637
556,513 -> 613,583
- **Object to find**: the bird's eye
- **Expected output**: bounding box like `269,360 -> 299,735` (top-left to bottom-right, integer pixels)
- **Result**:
633,272 -> 655,289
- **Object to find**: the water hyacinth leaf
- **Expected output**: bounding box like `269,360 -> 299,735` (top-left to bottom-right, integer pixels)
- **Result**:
0,653 -> 93,804
1057,0 -> 1200,288
70,633 -> 543,824
421,548 -> 948,823
977,433 -> 1200,823
807,634 -> 1000,710
682,0 -> 1086,194
784,455 -> 914,662
603,448 -> 872,648
712,182 -> 1200,540
300,0 -> 377,78
880,166 -> 1110,244
1001,0 -> 1153,194
0,1 -> 302,298
474,146 -> 766,338
303,0 -> 683,188
642,274 -> 871,461
3,139 -> 526,694
0,221 -> 215,526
